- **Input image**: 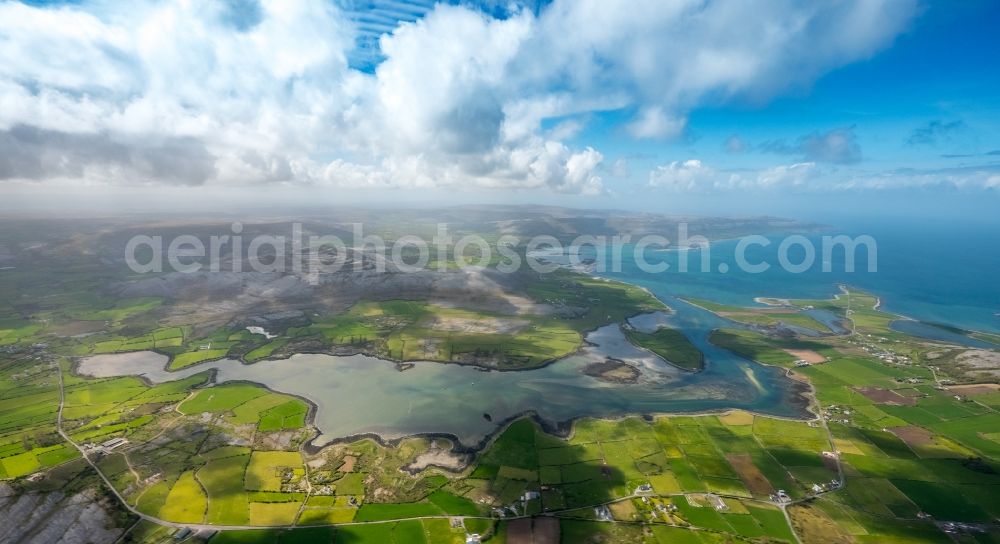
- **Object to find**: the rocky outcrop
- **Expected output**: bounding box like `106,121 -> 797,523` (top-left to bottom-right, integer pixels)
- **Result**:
0,485 -> 126,544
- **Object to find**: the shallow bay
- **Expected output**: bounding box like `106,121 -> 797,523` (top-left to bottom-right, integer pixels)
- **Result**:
78,321 -> 810,448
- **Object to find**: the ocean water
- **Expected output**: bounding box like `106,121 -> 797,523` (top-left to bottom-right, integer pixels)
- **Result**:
597,217 -> 1000,335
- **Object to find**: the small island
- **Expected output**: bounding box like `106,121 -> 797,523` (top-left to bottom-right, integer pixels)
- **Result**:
622,325 -> 704,371
582,358 -> 641,383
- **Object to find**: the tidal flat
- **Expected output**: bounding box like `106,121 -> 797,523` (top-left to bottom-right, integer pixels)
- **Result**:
77,322 -> 811,449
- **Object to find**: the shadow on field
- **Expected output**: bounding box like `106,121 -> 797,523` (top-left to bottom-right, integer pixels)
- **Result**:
198,417 -> 627,543
322,417 -> 627,543
468,417 -> 626,544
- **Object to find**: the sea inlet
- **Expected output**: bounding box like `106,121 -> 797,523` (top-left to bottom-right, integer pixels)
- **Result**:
77,316 -> 811,449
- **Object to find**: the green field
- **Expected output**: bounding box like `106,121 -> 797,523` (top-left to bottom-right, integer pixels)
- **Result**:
178,382 -> 309,431
246,451 -> 303,492
1,231 -> 997,544
0,358 -> 78,478
296,299 -> 587,368
623,325 -> 704,371
170,349 -> 231,370
710,328 -> 834,367
682,297 -> 830,332
159,471 -> 208,523
199,454 -> 252,525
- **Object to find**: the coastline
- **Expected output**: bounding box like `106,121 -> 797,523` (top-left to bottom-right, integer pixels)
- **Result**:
618,322 -> 704,373
109,269 -> 674,376
305,398 -> 818,475
70,344 -> 813,473
70,345 -> 815,468
69,271 -> 825,467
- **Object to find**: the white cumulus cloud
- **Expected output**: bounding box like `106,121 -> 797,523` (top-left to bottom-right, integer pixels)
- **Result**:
649,160 -> 716,190
0,0 -> 921,194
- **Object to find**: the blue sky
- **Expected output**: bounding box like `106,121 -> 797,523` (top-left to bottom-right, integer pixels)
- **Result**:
1,0 -> 998,218
558,1 -> 1000,198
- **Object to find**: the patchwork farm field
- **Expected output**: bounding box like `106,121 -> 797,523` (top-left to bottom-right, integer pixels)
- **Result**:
1,227 -> 999,544
10,332 -> 997,543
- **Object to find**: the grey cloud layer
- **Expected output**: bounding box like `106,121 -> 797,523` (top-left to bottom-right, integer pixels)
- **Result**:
906,120 -> 968,147
0,125 -> 216,185
760,127 -> 863,165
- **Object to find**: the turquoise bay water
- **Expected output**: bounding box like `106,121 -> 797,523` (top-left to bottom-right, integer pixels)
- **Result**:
599,218 -> 1000,335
